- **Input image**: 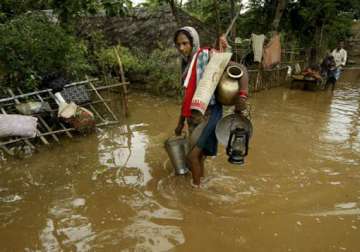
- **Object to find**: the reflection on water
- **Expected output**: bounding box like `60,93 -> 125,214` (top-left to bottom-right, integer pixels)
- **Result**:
1,81 -> 360,251
96,124 -> 152,186
320,87 -> 360,164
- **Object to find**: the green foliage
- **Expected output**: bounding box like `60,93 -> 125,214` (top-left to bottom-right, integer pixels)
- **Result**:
323,13 -> 353,49
50,0 -> 102,25
0,14 -> 90,90
96,44 -> 144,74
103,0 -> 133,16
281,0 -> 354,51
95,43 -> 181,96
142,0 -> 170,8
138,47 -> 181,95
51,0 -> 132,23
0,0 -> 51,23
186,0 -> 355,50
80,30 -> 143,76
1,0 -> 133,24
185,0 -> 241,33
82,31 -> 109,73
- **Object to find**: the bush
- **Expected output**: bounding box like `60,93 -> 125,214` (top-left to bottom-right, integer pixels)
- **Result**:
0,14 -> 91,91
96,44 -> 144,75
95,44 -> 181,96
136,47 -> 181,96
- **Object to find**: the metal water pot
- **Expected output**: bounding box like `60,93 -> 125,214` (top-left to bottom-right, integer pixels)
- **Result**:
216,65 -> 244,106
164,136 -> 190,175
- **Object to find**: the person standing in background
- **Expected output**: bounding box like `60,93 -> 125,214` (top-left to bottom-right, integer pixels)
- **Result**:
332,41 -> 347,69
327,41 -> 347,90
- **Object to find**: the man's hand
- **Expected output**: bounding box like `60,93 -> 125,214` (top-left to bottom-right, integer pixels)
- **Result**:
174,122 -> 184,136
175,115 -> 185,136
218,34 -> 229,52
234,96 -> 247,115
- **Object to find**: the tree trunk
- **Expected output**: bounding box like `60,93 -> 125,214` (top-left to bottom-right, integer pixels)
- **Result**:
230,0 -> 236,39
271,0 -> 287,31
213,0 -> 221,35
311,23 -> 322,65
167,0 -> 180,25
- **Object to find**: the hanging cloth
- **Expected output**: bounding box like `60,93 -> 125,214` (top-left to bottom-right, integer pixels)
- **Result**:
262,33 -> 281,69
251,33 -> 266,63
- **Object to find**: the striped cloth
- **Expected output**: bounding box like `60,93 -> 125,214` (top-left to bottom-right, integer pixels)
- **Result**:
183,49 -> 209,88
182,48 -> 214,117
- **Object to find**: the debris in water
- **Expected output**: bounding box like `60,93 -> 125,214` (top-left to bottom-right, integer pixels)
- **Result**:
0,194 -> 22,203
72,198 -> 86,208
335,202 -> 357,209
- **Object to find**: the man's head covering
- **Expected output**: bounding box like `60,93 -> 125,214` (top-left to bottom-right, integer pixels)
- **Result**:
174,26 -> 201,76
174,26 -> 200,58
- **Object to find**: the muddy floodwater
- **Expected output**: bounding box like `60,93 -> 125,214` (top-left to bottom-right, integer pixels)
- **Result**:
1,77 -> 360,251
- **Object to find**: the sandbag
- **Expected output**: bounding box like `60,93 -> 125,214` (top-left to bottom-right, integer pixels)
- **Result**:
0,114 -> 38,138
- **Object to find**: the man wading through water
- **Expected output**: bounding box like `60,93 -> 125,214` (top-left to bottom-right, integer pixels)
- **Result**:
173,26 -> 249,186
327,41 -> 347,90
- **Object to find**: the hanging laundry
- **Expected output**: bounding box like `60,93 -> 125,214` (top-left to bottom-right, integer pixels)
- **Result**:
262,33 -> 282,69
251,33 -> 266,63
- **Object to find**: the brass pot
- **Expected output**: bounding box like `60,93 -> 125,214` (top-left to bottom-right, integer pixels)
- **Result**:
216,65 -> 243,106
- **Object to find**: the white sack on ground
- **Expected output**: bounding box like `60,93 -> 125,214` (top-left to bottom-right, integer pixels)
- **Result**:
190,52 -> 232,115
0,114 -> 38,138
251,33 -> 266,63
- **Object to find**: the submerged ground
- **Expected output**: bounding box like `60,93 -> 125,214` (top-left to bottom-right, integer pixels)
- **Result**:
0,74 -> 359,251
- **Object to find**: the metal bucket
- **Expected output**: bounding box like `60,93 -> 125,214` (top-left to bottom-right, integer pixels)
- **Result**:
164,136 -> 190,175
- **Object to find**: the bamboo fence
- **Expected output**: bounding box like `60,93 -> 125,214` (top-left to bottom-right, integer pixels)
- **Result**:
0,78 -> 128,156
248,66 -> 289,93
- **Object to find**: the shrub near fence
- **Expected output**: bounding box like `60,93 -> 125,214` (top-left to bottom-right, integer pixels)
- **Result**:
0,14 -> 90,92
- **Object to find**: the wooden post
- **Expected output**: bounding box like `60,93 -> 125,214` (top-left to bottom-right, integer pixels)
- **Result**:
114,47 -> 129,117
255,63 -> 262,92
88,80 -> 118,121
